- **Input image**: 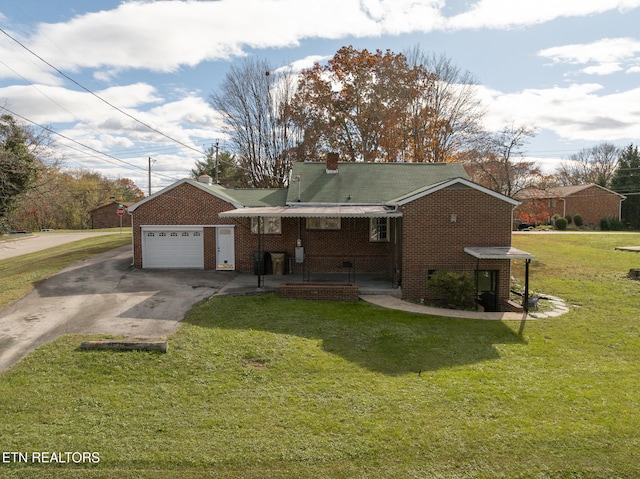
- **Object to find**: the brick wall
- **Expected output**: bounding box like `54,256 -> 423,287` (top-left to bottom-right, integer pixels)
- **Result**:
91,203 -> 132,229
564,186 -> 622,228
131,183 -> 395,274
131,183 -> 241,269
521,186 -> 623,228
228,217 -> 393,274
277,283 -> 360,301
290,217 -> 392,274
400,184 -> 514,307
132,181 -> 517,310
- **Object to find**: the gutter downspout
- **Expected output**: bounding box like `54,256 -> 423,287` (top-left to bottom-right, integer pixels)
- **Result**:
128,210 -> 135,266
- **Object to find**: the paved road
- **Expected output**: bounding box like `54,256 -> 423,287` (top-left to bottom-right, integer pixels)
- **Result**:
0,245 -> 237,373
0,232 -> 121,260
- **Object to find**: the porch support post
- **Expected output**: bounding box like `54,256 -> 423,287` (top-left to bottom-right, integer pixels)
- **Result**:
258,216 -> 263,288
524,258 -> 531,313
474,257 -> 479,311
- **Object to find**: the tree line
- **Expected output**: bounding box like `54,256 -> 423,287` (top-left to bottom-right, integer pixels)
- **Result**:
209,45 -> 547,197
1,114 -> 144,232
3,45 -> 639,231
207,45 -> 639,228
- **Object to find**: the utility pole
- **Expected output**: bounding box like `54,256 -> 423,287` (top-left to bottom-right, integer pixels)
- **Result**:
148,157 -> 156,196
215,141 -> 220,184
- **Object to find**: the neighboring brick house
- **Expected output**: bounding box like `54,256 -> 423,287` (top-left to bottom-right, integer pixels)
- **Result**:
515,184 -> 625,228
89,202 -> 133,229
128,158 -> 532,311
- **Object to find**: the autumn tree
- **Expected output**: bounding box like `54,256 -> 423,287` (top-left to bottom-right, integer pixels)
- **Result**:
462,124 -> 540,197
210,59 -> 299,187
112,178 -> 145,203
9,167 -> 144,231
291,46 -> 444,163
0,114 -> 50,232
556,143 -> 620,187
611,144 -> 640,229
405,47 -> 486,163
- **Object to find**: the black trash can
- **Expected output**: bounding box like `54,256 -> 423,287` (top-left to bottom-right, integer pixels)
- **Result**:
479,291 -> 497,312
253,251 -> 272,275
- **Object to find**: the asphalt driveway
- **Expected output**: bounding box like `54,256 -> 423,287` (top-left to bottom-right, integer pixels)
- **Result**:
0,245 -> 238,372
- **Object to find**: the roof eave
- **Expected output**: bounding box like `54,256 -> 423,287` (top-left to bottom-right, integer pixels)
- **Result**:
128,179 -> 244,212
394,177 -> 521,207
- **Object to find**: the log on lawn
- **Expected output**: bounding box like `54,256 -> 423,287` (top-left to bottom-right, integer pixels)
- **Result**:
80,339 -> 168,353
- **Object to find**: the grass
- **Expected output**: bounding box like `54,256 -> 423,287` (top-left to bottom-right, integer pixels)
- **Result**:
0,228 -> 128,241
0,233 -> 131,309
0,233 -> 639,478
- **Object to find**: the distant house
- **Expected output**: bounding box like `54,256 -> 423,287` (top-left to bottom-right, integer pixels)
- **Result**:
89,202 -> 133,229
515,184 -> 626,228
128,156 -> 533,311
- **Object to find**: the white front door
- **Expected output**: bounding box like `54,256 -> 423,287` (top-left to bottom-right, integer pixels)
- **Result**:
216,227 -> 235,270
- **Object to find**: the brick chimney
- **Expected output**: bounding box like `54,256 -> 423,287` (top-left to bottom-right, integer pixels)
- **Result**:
326,152 -> 339,174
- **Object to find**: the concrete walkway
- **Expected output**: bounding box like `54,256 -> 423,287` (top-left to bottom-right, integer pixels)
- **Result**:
359,294 -> 570,320
215,272 -> 570,320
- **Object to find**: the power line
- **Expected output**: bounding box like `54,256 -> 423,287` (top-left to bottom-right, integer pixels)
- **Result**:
0,105 -> 179,182
0,26 -> 204,156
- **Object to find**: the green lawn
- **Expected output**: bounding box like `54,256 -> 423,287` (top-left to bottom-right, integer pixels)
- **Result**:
0,233 -> 639,478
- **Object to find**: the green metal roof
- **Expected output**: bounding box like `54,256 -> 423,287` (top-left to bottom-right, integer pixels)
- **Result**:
222,188 -> 289,207
286,162 -> 469,204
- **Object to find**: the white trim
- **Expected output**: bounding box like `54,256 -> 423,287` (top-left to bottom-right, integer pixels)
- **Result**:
395,178 -> 521,207
140,224 -> 235,231
219,205 -> 402,218
464,246 -> 534,260
128,178 -> 243,212
369,217 -> 390,242
285,202 -> 385,207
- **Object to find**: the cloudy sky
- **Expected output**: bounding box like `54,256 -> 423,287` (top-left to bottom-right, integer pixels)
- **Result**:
1,0 -> 639,193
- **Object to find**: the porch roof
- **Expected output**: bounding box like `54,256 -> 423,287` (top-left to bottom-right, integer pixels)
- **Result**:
464,246 -> 534,260
219,205 -> 402,218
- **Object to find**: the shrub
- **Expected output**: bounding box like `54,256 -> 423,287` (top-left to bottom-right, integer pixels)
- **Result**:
601,217 -> 624,231
565,215 -> 572,225
427,270 -> 475,310
573,214 -> 584,227
555,217 -> 568,230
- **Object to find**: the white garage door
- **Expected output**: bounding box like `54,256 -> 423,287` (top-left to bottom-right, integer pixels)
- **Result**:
142,229 -> 204,269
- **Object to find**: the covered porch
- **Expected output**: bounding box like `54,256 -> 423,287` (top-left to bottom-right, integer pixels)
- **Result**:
219,205 -> 403,295
464,246 -> 535,313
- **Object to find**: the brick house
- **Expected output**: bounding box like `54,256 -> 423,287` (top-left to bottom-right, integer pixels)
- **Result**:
128,157 -> 532,311
89,202 -> 133,229
515,184 -> 626,228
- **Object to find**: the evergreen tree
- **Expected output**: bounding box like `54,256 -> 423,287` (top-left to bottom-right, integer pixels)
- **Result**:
611,144 -> 640,229
191,145 -> 241,188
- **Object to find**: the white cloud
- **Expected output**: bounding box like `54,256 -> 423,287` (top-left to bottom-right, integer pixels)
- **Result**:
15,0 -> 442,79
479,82 -> 640,141
2,0 -> 639,85
276,55 -> 331,75
445,0 -> 640,30
0,82 -> 161,123
538,37 -> 640,75
583,63 -> 623,75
